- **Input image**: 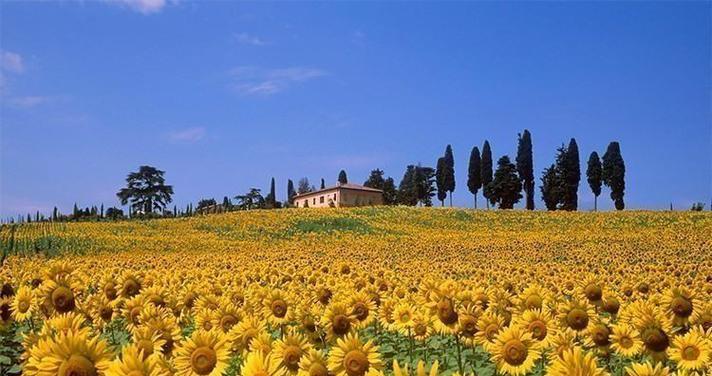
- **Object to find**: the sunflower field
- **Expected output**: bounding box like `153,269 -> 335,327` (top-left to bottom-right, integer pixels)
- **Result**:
1,207 -> 711,376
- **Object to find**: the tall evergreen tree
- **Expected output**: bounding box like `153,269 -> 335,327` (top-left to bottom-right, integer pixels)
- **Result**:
559,138 -> 580,211
338,170 -> 348,184
516,130 -> 535,210
414,164 -> 436,207
397,165 -> 419,206
73,203 -> 79,218
117,166 -> 174,215
364,169 -> 386,189
540,164 -> 560,211
443,145 -> 455,206
487,156 -> 522,209
382,177 -> 397,205
481,141 -> 493,209
467,146 -> 482,208
222,196 -> 232,211
100,204 -> 104,218
297,178 -> 312,194
320,178 -> 326,189
602,142 -> 625,210
436,157 -> 448,206
265,177 -> 277,208
287,179 -> 296,205
52,207 -> 58,221
586,152 -> 603,211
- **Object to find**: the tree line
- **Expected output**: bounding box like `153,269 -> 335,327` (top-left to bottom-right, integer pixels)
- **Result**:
0,131 -> 644,223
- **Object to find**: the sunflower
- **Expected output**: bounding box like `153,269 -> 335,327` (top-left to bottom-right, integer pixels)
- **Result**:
377,298 -> 396,331
429,296 -> 459,335
660,287 -> 699,327
227,314 -> 268,354
242,350 -> 283,376
546,346 -> 608,376
392,302 -> 415,335
474,311 -> 505,350
40,311 -> 91,338
411,311 -> 434,342
557,299 -> 595,334
298,349 -> 329,376
624,362 -> 670,376
32,330 -> 112,376
119,272 -> 143,299
633,308 -> 672,359
174,330 -> 230,376
490,325 -> 540,376
142,310 -> 182,357
610,323 -> 643,357
195,308 -> 216,332
515,284 -> 551,312
393,359 -> 439,376
273,329 -> 312,374
669,329 -> 711,372
250,332 -> 274,354
547,328 -> 577,362
0,297 -> 12,328
40,275 -> 78,314
107,343 -> 166,376
213,300 -> 243,333
11,285 -> 36,322
132,326 -> 167,361
328,333 -> 382,376
457,304 -> 480,347
348,291 -> 377,329
263,289 -> 293,326
122,294 -> 146,332
322,302 -> 357,342
514,309 -> 555,349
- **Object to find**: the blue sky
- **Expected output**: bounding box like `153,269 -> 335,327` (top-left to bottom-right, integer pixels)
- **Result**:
1,1 -> 710,217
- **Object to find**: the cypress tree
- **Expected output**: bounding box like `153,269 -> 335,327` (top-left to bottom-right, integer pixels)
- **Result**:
266,177 -> 277,208
560,138 -> 580,211
52,207 -> 58,221
488,156 -> 522,209
481,140 -> 493,209
444,145 -> 455,206
287,179 -> 296,205
320,178 -> 325,189
100,204 -> 104,218
602,141 -> 625,210
586,151 -> 603,211
338,170 -> 348,184
516,130 -> 535,210
73,203 -> 79,219
436,157 -> 448,206
540,164 -> 560,211
467,146 -> 482,209
383,177 -> 397,205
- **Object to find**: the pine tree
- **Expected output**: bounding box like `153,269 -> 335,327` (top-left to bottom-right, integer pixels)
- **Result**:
559,138 -> 580,211
338,170 -> 348,184
481,141 -> 493,209
382,177 -> 397,205
586,151 -> 603,211
487,156 -> 522,209
52,207 -> 58,221
436,157 -> 448,206
444,145 -> 455,206
364,169 -> 386,189
467,146 -> 482,209
73,203 -> 79,219
100,204 -> 104,218
265,177 -> 277,208
540,164 -> 560,211
320,178 -> 325,189
602,142 -> 625,210
516,130 -> 534,210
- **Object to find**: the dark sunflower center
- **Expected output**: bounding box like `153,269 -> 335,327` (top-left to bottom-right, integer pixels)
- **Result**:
525,295 -> 542,310
100,306 -> 113,321
591,325 -> 610,346
670,296 -> 693,318
332,314 -> 351,335
528,320 -> 547,340
221,315 -> 238,331
682,345 -> 700,360
436,299 -> 458,325
309,362 -> 329,376
460,317 -> 478,337
602,299 -> 620,314
123,279 -> 141,297
58,354 -> 97,376
485,323 -> 500,340
565,308 -> 589,330
283,345 -> 302,370
51,286 -> 76,313
503,339 -> 527,365
619,336 -> 633,348
104,283 -> 117,300
415,323 -> 427,336
343,349 -> 369,376
130,307 -> 141,325
352,303 -> 368,321
137,339 -> 154,358
584,284 -> 602,301
642,328 -> 669,352
191,346 -> 217,375
18,300 -> 30,313
318,289 -> 332,305
271,299 -> 288,318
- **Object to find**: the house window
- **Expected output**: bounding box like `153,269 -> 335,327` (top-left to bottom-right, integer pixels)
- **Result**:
313,198 -> 316,205
334,194 -> 337,200
304,200 -> 308,207
320,196 -> 324,203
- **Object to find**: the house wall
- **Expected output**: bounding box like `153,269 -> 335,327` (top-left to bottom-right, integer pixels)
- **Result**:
294,188 -> 382,208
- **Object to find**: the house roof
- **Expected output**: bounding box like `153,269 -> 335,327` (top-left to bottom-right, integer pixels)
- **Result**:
294,183 -> 383,198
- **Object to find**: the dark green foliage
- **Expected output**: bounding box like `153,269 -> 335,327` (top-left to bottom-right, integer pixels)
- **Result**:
297,177 -> 311,194
487,156 -> 522,209
540,164 -> 560,211
436,157 -> 448,206
364,169 -> 386,189
397,166 -> 418,206
320,178 -> 326,189
559,138 -> 580,211
116,166 -> 174,215
443,145 -> 455,206
467,146 -> 482,208
602,141 -> 625,210
691,202 -> 705,211
397,165 -> 435,206
197,198 -> 217,211
222,196 -> 232,211
586,151 -> 603,211
105,207 -> 125,220
265,178 -> 277,208
287,179 -> 296,205
382,177 -> 398,205
516,130 -> 535,210
338,170 -> 348,184
480,141 -> 493,209
234,188 -> 265,210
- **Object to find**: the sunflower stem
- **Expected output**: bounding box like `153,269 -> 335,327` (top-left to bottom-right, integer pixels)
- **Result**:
455,334 -> 463,374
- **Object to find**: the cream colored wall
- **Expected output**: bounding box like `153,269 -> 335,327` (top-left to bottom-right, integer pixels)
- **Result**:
295,189 -> 382,208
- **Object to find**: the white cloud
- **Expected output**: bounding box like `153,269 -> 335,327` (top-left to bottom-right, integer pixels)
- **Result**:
168,127 -> 206,143
7,96 -> 51,108
233,32 -> 267,46
108,0 -> 170,14
229,66 -> 327,96
1,51 -> 24,74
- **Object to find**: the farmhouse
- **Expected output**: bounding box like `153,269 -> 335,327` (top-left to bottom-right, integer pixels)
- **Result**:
294,183 -> 383,208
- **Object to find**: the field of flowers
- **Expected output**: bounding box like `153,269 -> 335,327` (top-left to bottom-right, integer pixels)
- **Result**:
0,207 -> 711,376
